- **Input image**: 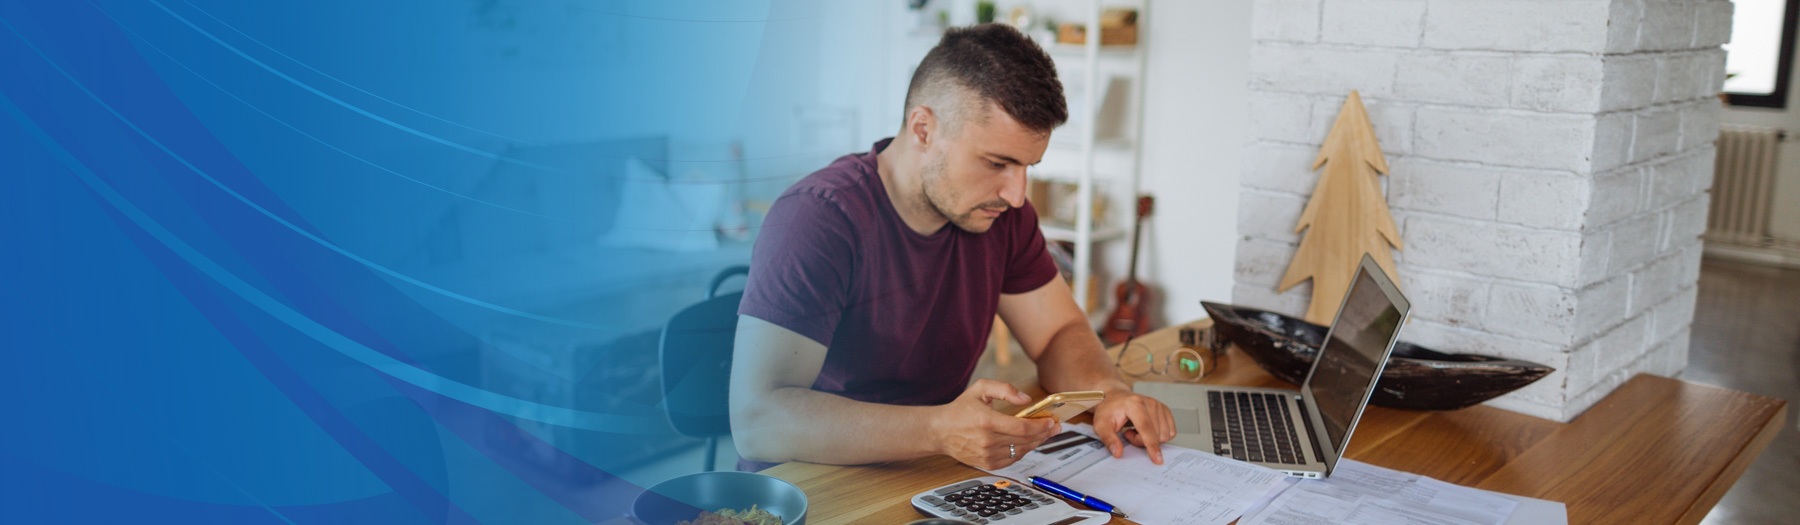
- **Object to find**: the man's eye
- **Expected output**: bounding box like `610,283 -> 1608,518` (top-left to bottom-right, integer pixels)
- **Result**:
989,161 -> 1006,169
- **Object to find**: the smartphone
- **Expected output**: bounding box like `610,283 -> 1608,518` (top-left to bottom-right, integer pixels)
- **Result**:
1012,391 -> 1106,422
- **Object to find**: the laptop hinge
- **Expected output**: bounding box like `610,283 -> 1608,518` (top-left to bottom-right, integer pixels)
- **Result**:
1295,399 -> 1327,465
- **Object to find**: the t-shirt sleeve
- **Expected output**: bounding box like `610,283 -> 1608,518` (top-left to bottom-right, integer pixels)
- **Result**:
1001,199 -> 1060,294
738,191 -> 856,347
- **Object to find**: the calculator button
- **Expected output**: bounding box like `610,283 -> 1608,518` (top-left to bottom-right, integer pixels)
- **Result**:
923,496 -> 943,505
1006,507 -> 1022,515
1023,503 -> 1039,510
952,509 -> 969,516
979,509 -> 997,517
990,513 -> 1007,520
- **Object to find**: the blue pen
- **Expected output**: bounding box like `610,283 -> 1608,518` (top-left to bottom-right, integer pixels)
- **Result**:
1027,476 -> 1129,519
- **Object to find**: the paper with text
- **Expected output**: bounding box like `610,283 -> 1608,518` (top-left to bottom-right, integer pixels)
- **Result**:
983,423 -> 1112,482
984,424 -> 1290,525
1239,459 -> 1524,525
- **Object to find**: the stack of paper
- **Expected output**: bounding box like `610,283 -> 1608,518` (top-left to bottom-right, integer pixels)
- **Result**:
1239,459 -> 1566,525
983,424 -> 1566,525
985,424 -> 1291,525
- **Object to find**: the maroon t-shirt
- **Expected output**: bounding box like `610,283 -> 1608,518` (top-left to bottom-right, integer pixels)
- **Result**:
736,138 -> 1058,468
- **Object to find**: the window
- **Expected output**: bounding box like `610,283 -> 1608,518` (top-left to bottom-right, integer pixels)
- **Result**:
1725,0 -> 1800,107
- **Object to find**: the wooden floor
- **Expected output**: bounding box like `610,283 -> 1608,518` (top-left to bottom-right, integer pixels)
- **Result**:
1690,258 -> 1800,525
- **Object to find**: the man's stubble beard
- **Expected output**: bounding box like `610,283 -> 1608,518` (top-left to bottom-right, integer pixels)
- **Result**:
920,149 -> 1008,234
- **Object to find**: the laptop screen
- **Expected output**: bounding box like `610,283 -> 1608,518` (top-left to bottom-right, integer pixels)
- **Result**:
1304,265 -> 1407,456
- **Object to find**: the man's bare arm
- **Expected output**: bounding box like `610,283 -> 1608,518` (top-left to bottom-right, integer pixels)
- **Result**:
996,277 -> 1127,394
997,276 -> 1177,463
728,315 -> 1057,468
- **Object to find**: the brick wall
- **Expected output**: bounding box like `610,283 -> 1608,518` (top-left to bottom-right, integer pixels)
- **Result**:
1237,0 -> 1730,421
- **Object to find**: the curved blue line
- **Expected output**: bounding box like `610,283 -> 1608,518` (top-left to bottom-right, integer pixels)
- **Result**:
176,0 -> 540,147
94,5 -> 572,223
179,1 -> 844,166
0,92 -> 668,434
141,0 -> 557,172
0,15 -> 609,330
567,3 -> 851,23
123,406 -> 300,524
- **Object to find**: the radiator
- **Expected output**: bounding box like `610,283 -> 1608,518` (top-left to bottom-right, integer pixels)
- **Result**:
1707,125 -> 1783,246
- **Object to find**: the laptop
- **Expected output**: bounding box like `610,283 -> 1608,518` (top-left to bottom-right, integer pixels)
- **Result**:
1136,254 -> 1411,478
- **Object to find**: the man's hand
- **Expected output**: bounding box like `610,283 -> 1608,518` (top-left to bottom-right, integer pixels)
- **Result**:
930,380 -> 1063,470
1090,390 -> 1177,464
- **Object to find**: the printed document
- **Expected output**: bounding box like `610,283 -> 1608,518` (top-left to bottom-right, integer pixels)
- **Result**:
1239,459 -> 1534,525
984,423 -> 1290,525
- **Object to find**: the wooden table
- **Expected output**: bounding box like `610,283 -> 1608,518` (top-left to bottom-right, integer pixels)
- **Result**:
763,319 -> 1788,524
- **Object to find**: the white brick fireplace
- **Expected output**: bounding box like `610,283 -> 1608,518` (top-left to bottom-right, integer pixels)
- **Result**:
1236,0 -> 1731,421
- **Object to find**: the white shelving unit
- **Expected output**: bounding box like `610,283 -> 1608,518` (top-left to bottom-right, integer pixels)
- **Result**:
1042,224 -> 1126,244
886,1 -> 1148,317
1042,0 -> 1148,315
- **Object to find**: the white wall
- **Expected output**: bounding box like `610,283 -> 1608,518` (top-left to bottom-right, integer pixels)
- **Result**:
1234,0 -> 1727,422
1720,32 -> 1800,241
1138,0 -> 1250,324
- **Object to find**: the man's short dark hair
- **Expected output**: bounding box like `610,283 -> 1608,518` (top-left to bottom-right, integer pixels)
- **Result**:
904,24 -> 1067,136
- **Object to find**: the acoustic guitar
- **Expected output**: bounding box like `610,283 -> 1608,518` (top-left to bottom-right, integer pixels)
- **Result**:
1100,195 -> 1154,346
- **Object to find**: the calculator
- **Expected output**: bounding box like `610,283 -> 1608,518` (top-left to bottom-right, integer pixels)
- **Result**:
909,476 -> 1111,525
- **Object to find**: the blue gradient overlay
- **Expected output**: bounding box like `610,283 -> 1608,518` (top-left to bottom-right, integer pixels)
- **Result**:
1,0 -> 862,522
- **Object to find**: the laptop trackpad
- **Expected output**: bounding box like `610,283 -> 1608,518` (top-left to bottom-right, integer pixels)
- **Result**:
1174,407 -> 1202,434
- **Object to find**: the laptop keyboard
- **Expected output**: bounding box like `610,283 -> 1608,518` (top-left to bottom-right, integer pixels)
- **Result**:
1208,391 -> 1307,465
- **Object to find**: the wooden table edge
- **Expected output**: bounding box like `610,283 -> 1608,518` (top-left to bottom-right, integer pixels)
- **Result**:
1676,395 -> 1788,525
753,321 -> 1792,525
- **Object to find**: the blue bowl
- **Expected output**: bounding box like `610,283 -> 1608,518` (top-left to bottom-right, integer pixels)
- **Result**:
632,471 -> 808,525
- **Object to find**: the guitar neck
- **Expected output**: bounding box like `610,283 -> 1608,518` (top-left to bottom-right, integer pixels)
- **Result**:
1121,195 -> 1153,286
1125,215 -> 1144,284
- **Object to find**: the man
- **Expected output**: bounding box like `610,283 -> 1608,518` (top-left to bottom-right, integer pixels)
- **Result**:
729,24 -> 1175,472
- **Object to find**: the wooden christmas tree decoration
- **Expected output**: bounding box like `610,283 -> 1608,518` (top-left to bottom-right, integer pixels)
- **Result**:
1278,91 -> 1403,324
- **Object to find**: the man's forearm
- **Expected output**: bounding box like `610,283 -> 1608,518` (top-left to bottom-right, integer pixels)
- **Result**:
1035,321 -> 1131,396
733,386 -> 941,465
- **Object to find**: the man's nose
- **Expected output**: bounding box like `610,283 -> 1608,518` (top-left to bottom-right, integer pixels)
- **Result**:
999,166 -> 1027,208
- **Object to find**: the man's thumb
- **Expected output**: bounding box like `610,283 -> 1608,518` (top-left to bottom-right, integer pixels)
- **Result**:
970,379 -> 1030,405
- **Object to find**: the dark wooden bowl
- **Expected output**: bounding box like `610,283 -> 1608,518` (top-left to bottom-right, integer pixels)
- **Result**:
1201,302 -> 1554,411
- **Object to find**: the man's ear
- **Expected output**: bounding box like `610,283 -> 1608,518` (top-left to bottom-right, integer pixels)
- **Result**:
906,105 -> 936,149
